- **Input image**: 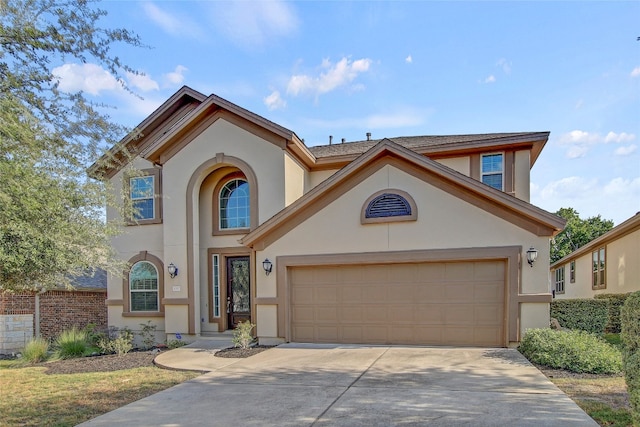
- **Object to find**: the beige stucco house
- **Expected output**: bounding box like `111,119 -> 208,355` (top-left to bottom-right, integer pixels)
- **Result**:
91,86 -> 565,348
551,213 -> 640,299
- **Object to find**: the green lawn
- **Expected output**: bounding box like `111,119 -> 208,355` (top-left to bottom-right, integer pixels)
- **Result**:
0,360 -> 199,426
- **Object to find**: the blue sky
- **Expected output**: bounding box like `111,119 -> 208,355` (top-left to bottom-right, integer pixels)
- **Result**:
55,1 -> 639,225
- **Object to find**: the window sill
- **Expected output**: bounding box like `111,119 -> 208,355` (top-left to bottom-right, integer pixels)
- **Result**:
126,218 -> 163,226
122,311 -> 165,318
212,228 -> 250,236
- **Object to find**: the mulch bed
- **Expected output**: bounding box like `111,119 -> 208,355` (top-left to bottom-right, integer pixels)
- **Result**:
9,345 -> 274,375
214,345 -> 272,358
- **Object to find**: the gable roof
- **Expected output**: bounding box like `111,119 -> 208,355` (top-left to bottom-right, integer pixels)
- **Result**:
90,86 -> 550,179
89,86 -> 313,178
241,138 -> 566,250
550,212 -> 640,269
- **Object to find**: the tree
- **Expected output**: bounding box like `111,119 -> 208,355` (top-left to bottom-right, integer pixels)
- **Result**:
550,207 -> 614,263
0,0 -> 143,291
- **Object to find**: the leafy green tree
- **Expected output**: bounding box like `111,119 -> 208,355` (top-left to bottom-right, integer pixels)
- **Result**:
550,207 -> 614,263
0,0 -> 143,291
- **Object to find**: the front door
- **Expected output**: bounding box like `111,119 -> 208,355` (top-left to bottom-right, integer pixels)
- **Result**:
227,256 -> 251,328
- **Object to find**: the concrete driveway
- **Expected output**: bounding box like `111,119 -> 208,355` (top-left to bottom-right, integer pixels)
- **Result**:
80,343 -> 597,426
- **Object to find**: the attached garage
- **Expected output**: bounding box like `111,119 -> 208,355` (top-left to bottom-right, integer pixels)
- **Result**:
289,260 -> 506,347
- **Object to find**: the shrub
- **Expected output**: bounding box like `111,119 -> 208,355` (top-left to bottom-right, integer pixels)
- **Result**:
232,321 -> 255,349
519,328 -> 622,374
21,337 -> 49,363
551,299 -> 608,334
595,293 -> 631,333
167,339 -> 187,349
97,326 -> 134,356
621,291 -> 640,425
139,321 -> 157,350
55,327 -> 89,359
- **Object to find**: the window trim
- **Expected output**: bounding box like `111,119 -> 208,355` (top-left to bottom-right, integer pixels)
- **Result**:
122,251 -> 165,317
480,152 -> 504,191
592,247 -> 606,290
361,189 -> 417,224
569,260 -> 576,283
554,266 -> 565,294
212,172 -> 250,235
125,168 -> 162,225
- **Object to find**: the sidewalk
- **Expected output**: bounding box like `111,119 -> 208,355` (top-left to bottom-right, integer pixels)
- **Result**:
154,337 -> 241,372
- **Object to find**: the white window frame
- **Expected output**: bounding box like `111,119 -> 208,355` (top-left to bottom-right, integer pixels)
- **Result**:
481,153 -> 504,191
212,254 -> 220,318
129,261 -> 160,312
130,175 -> 155,221
219,178 -> 250,230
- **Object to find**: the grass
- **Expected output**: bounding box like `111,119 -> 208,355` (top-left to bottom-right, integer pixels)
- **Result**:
0,360 -> 200,426
551,375 -> 633,426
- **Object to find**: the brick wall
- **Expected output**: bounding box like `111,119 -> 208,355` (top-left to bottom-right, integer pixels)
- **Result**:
0,292 -> 36,315
39,291 -> 107,340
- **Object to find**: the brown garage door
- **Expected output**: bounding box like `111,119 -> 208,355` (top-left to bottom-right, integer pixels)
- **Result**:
290,260 -> 505,347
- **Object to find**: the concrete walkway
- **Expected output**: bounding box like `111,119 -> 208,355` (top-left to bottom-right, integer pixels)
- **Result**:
80,342 -> 597,426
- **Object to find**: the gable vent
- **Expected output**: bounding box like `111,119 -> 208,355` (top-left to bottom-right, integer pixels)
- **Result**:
365,193 -> 412,218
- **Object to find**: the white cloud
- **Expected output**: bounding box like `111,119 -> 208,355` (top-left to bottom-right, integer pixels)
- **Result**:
286,57 -> 372,97
604,131 -> 635,144
126,72 -> 159,92
531,176 -> 640,225
497,58 -> 512,74
483,75 -> 496,84
52,63 -> 120,95
143,2 -> 204,39
210,0 -> 298,47
631,66 -> 640,78
566,145 -> 589,159
557,130 -> 637,158
264,90 -> 286,111
163,65 -> 188,87
538,176 -> 599,200
614,144 -> 637,156
405,55 -> 413,64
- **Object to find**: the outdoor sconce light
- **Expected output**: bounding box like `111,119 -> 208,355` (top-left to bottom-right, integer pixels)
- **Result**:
526,247 -> 538,267
168,263 -> 178,278
262,259 -> 273,276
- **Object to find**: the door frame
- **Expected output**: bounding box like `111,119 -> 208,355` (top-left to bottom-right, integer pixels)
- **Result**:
207,247 -> 254,332
226,255 -> 251,328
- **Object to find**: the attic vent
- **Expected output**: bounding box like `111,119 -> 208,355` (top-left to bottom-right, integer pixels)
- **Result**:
366,194 -> 411,218
361,189 -> 417,224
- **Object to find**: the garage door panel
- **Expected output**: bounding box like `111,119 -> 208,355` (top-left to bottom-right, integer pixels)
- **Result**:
290,260 -> 505,347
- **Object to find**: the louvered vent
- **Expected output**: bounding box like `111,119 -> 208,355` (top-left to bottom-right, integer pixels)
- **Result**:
365,193 -> 412,218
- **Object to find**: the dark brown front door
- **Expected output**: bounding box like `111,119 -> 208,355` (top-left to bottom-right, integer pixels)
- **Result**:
227,256 -> 250,328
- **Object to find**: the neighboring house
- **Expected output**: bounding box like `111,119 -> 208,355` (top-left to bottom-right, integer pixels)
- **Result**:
90,86 -> 565,348
0,269 -> 107,353
551,213 -> 640,299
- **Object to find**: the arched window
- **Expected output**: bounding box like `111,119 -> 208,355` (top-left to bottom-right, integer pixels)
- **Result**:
219,178 -> 250,230
129,261 -> 159,312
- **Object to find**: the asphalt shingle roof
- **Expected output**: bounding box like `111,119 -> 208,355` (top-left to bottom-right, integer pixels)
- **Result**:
308,132 -> 540,158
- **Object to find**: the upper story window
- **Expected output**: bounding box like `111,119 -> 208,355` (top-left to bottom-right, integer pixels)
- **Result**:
554,266 -> 565,294
129,261 -> 159,312
481,153 -> 504,191
592,247 -> 606,289
127,168 -> 161,225
130,176 -> 155,220
219,178 -> 250,230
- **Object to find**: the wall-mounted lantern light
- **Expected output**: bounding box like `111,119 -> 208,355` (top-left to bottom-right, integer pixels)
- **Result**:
168,263 -> 178,278
262,259 -> 273,276
526,247 -> 538,267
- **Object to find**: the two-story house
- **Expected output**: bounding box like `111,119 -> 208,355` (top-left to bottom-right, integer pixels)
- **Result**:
91,86 -> 565,348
